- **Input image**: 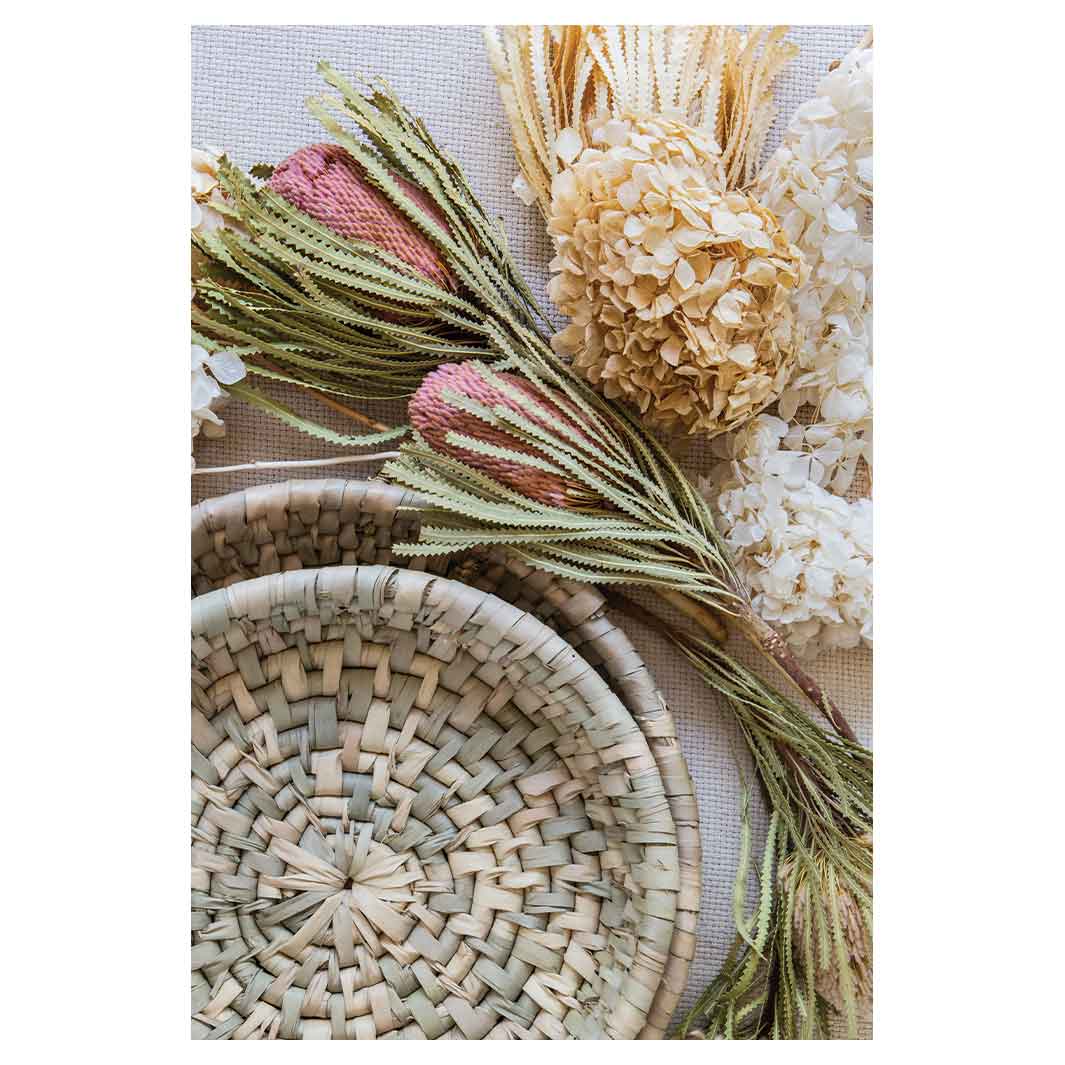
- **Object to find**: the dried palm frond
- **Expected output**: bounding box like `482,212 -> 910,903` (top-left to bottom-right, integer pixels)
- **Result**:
485,25 -> 798,215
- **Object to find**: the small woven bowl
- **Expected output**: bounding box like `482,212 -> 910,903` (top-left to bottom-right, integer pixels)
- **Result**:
192,565 -> 681,1039
191,479 -> 700,1037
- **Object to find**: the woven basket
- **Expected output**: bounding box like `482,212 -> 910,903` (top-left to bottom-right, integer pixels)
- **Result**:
191,479 -> 700,1038
194,565 -> 681,1039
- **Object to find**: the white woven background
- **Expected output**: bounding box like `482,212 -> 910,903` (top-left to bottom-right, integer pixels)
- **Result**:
192,23 -> 872,1034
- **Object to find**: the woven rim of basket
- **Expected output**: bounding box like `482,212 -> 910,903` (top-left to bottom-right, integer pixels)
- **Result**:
192,564 -> 681,1039
191,478 -> 700,1037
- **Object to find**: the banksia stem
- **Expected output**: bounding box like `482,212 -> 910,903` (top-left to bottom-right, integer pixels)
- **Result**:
741,610 -> 857,742
408,364 -> 728,641
401,359 -> 866,725
406,359 -> 873,724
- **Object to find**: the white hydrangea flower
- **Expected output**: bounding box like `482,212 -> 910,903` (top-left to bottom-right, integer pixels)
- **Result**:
191,147 -> 227,234
707,415 -> 872,659
191,148 -> 246,465
191,344 -> 246,458
753,43 -> 873,492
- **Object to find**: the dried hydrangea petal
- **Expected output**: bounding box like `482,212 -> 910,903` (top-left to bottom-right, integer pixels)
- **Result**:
512,173 -> 539,206
701,42 -> 874,655
190,341 -> 246,450
204,350 -> 248,386
553,126 -> 583,165
190,147 -> 228,235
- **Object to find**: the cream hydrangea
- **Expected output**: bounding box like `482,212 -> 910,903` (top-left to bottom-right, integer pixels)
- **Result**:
702,41 -> 874,658
707,415 -> 872,659
547,115 -> 808,437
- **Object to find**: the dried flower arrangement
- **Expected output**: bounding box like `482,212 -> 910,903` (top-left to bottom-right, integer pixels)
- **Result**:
189,47 -> 872,1038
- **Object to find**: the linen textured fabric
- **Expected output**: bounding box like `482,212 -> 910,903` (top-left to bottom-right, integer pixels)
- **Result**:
191,23 -> 872,1035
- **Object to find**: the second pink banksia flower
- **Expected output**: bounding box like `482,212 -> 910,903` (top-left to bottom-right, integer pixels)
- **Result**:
409,363 -> 598,509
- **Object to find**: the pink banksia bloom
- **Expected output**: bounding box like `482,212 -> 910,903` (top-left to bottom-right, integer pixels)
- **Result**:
409,363 -> 596,509
267,143 -> 456,290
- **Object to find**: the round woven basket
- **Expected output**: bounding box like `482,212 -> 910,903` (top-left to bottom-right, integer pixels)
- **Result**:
191,479 -> 700,1038
193,565 -> 680,1039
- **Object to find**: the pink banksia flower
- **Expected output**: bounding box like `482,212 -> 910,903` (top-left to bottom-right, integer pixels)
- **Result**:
267,143 -> 456,290
409,363 -> 597,509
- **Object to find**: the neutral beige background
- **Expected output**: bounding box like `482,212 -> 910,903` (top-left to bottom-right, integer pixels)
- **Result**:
191,23 -> 872,1033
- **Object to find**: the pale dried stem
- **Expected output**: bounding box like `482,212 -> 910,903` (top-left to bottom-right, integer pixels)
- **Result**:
192,453 -> 400,476
658,588 -> 728,643
739,607 -> 857,743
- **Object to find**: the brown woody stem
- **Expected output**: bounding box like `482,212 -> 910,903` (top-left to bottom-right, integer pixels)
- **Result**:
739,607 -> 857,743
249,358 -> 393,433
